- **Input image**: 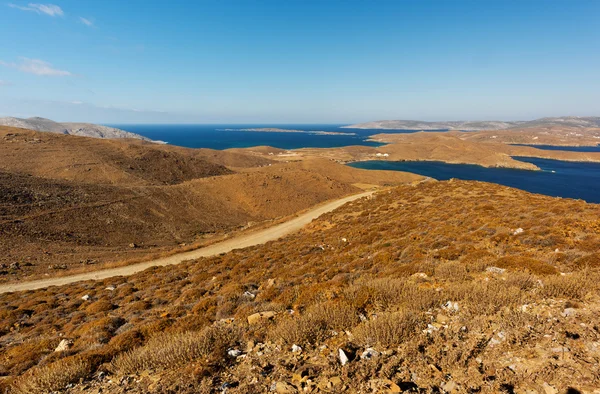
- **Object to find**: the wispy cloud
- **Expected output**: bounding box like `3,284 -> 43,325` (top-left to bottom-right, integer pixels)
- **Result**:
8,3 -> 64,16
0,57 -> 72,76
78,16 -> 93,27
0,80 -> 12,86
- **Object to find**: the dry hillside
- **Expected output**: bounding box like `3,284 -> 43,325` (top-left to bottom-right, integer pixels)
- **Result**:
1,180 -> 599,393
0,127 -> 421,283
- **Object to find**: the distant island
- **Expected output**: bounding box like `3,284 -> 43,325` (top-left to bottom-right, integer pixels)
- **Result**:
218,127 -> 356,136
343,116 -> 600,131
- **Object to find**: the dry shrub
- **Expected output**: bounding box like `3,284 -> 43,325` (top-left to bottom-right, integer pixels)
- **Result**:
433,261 -> 470,281
108,330 -> 144,353
352,311 -> 420,347
85,300 -> 115,314
573,253 -> 600,268
494,256 -> 557,275
504,272 -> 538,291
448,280 -> 524,316
11,356 -> 91,394
540,271 -> 595,300
270,302 -> 359,346
345,278 -> 440,313
111,323 -> 241,375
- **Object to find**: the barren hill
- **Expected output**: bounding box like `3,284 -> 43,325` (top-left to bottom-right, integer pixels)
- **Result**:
0,127 -> 421,282
0,117 -> 149,140
1,180 -> 599,393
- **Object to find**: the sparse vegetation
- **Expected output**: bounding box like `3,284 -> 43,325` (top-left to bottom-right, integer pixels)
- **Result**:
1,180 -> 600,392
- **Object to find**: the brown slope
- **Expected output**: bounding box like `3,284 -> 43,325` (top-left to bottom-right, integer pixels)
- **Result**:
0,164 -> 358,282
0,127 -> 273,186
2,181 -> 600,393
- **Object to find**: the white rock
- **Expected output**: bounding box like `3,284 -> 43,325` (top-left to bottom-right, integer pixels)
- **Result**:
54,339 -> 73,352
513,228 -> 524,235
105,286 -> 116,291
341,238 -> 347,242
562,308 -> 577,317
361,348 -> 380,360
442,301 -> 459,312
81,294 -> 90,301
338,349 -> 349,366
242,291 -> 256,299
291,344 -> 302,353
227,348 -> 243,357
542,382 -> 558,394
486,266 -> 506,274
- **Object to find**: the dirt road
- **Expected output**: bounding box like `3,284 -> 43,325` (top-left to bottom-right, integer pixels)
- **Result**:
0,191 -> 374,294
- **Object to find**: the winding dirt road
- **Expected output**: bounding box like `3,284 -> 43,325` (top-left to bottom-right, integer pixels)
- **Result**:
0,190 -> 374,294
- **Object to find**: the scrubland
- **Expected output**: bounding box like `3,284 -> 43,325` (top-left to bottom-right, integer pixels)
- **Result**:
1,180 -> 600,393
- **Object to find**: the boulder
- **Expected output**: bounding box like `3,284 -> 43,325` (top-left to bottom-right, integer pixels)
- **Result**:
55,339 -> 73,352
247,311 -> 277,325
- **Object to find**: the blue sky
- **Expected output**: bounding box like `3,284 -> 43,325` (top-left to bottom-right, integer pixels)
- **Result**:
0,0 -> 599,123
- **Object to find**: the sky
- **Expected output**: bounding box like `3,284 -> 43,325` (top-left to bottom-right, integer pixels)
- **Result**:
0,0 -> 599,124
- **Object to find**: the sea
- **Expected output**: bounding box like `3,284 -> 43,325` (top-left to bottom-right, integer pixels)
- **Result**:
111,124 -> 599,204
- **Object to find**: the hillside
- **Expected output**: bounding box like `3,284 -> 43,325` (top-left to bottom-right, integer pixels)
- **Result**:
0,127 -> 421,283
1,180 -> 599,393
0,117 -> 149,140
343,116 -> 600,131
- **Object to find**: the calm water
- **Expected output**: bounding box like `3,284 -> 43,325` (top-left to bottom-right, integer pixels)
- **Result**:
108,124 -> 437,150
348,157 -> 600,203
510,144 -> 600,152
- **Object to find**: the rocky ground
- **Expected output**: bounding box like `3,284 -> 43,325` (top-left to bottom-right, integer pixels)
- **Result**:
1,180 -> 599,393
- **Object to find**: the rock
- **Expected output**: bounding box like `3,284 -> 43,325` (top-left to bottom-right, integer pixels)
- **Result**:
81,294 -> 91,301
441,380 -> 458,392
291,344 -> 302,353
54,339 -> 73,352
412,272 -> 428,279
486,266 -> 506,274
273,381 -> 297,393
128,243 -> 137,248
562,308 -> 577,317
247,311 -> 277,324
361,347 -> 380,360
442,301 -> 459,312
338,348 -> 349,366
227,348 -> 243,357
242,291 -> 256,299
542,382 -> 558,394
105,286 -> 116,291
513,228 -> 524,235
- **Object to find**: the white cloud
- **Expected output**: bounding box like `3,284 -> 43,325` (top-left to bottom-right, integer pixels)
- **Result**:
79,16 -> 93,27
8,3 -> 64,16
0,57 -> 72,76
0,80 -> 12,86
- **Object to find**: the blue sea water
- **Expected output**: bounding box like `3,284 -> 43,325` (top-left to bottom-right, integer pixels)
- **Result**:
109,124 -> 599,203
510,144 -> 600,152
348,157 -> 600,203
108,124 -> 433,150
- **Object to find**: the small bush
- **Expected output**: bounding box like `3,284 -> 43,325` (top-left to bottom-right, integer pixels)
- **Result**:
352,311 -> 420,347
85,300 -> 115,314
111,323 -> 241,375
270,302 -> 359,346
11,356 -> 91,394
540,272 -> 594,300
